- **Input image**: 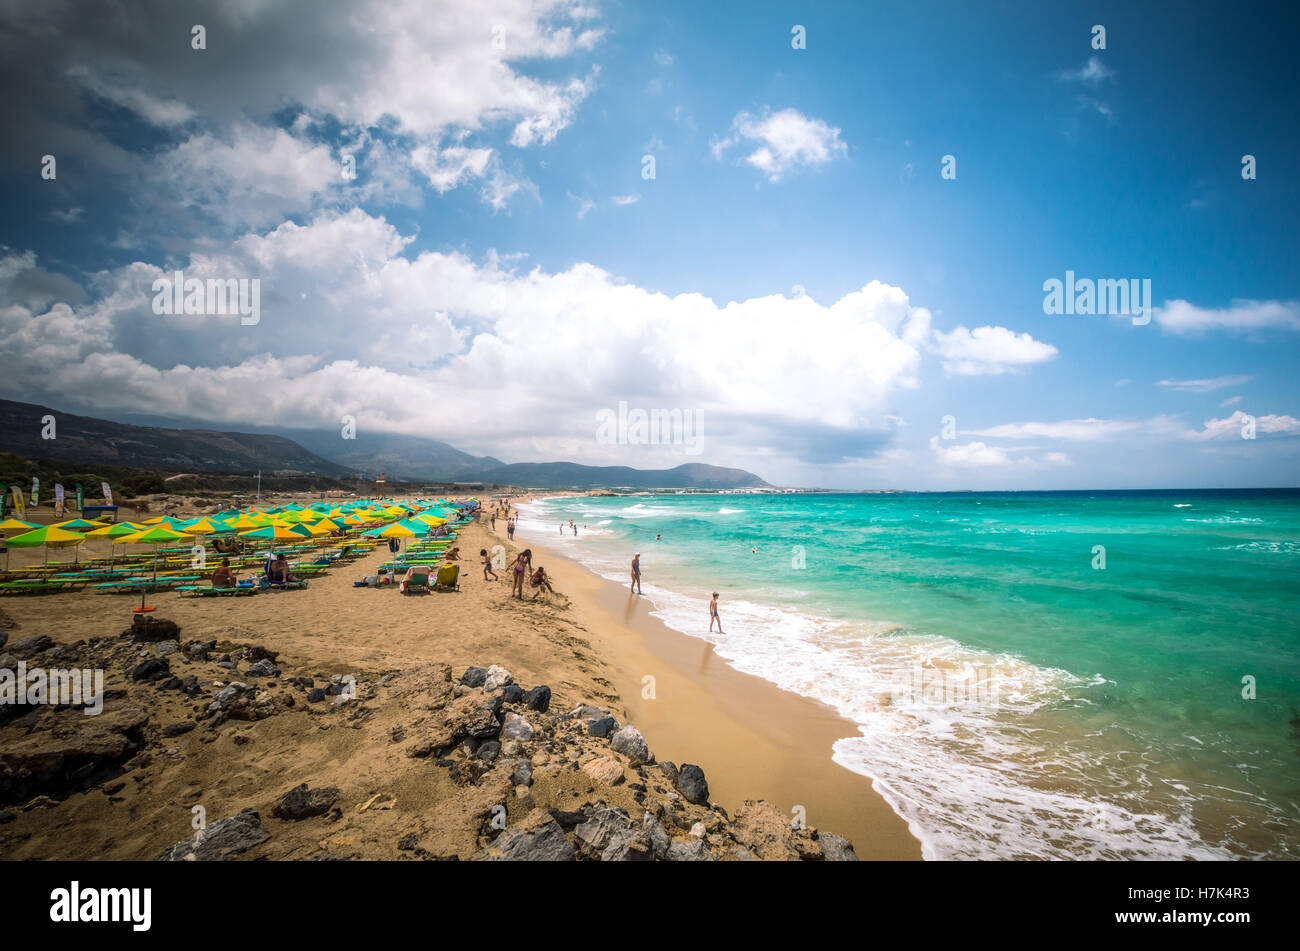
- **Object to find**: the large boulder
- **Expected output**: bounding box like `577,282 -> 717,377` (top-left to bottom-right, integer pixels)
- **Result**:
675,764 -> 709,805
157,808 -> 270,861
609,725 -> 652,765
271,783 -> 340,821
476,812 -> 574,861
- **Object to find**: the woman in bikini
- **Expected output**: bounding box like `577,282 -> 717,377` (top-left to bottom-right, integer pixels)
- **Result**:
511,549 -> 532,599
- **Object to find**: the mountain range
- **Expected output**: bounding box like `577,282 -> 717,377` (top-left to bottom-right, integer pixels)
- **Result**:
0,399 -> 769,489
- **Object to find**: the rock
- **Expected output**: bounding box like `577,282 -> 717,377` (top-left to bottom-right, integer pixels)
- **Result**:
675,764 -> 709,805
573,806 -> 630,853
665,838 -> 713,862
483,665 -> 512,690
476,812 -> 574,861
510,760 -> 533,787
271,783 -> 340,821
523,685 -> 551,712
9,635 -> 53,656
587,716 -> 617,738
500,712 -> 533,742
163,722 -> 195,737
306,688 -> 326,703
689,821 -> 707,838
406,692 -> 502,758
501,684 -> 525,704
153,640 -> 180,656
129,658 -> 170,682
609,725 -> 652,765
157,807 -> 269,861
0,652 -> 17,672
819,833 -> 859,862
460,666 -> 488,688
186,640 -> 217,661
475,740 -> 501,763
731,800 -> 802,860
245,659 -> 281,678
580,756 -> 625,786
642,813 -> 671,859
126,616 -> 181,644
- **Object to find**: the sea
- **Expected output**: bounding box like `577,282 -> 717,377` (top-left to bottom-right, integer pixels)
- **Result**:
516,489 -> 1300,860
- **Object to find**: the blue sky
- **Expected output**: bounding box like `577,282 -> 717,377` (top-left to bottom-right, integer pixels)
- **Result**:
1,0 -> 1297,488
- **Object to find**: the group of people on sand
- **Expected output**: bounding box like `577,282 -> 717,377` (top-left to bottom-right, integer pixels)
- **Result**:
208,551 -> 299,588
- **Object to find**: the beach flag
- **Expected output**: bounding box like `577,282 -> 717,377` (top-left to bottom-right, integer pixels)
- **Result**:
31,477 -> 39,507
54,483 -> 65,518
75,483 -> 84,511
0,488 -> 6,518
101,481 -> 113,503
11,486 -> 26,518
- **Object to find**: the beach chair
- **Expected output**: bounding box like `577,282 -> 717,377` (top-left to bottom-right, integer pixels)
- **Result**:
433,562 -> 459,591
400,566 -> 431,594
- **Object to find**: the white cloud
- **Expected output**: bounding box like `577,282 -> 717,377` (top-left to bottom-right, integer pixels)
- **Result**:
964,416 -> 1183,441
66,64 -> 196,126
1156,374 -> 1255,392
1186,411 -> 1300,441
611,194 -> 640,206
653,49 -> 673,66
930,325 -> 1058,375
568,192 -> 596,219
1154,299 -> 1300,335
713,108 -> 848,182
1220,395 -> 1243,407
151,124 -> 340,229
1059,56 -> 1114,85
929,437 -> 1016,467
0,226 -> 938,469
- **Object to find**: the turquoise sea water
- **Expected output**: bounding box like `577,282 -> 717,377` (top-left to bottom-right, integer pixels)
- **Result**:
519,490 -> 1300,860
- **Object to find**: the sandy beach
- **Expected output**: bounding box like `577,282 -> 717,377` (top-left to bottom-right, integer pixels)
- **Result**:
0,495 -> 919,860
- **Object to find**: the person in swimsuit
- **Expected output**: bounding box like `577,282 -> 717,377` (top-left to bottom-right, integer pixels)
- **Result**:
212,557 -> 237,589
630,552 -> 642,594
511,549 -> 532,599
709,592 -> 722,633
481,548 -> 498,581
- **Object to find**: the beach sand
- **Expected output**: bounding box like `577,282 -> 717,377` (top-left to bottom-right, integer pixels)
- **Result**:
0,497 -> 920,859
498,518 -> 921,859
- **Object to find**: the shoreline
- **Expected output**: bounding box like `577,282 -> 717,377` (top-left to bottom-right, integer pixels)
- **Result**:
501,507 -> 922,860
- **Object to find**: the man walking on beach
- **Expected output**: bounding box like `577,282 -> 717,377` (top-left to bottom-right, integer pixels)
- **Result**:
630,552 -> 642,594
709,592 -> 722,633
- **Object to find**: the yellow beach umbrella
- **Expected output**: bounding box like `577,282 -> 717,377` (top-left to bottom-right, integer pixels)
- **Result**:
120,525 -> 189,612
86,520 -> 146,568
378,522 -> 419,538
0,518 -> 39,536
7,524 -> 86,566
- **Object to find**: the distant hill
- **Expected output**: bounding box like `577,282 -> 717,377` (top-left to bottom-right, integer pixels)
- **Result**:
478,461 -> 768,490
0,399 -> 770,489
0,399 -> 351,477
281,428 -> 503,482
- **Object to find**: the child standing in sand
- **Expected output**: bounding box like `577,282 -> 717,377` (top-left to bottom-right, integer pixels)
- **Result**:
481,548 -> 498,581
709,592 -> 722,633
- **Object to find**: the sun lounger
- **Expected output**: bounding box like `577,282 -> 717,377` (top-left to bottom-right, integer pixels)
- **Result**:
433,562 -> 459,591
400,567 -> 431,594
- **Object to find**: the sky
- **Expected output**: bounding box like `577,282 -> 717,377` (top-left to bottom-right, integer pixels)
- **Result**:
1,0 -> 1297,489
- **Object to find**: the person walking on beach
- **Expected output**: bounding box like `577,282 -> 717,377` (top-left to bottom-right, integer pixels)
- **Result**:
709,592 -> 722,633
491,512 -> 496,530
630,552 -> 642,594
507,517 -> 515,541
480,548 -> 498,581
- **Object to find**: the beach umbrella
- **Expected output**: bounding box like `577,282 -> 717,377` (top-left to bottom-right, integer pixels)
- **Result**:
181,517 -> 236,535
226,514 -> 261,530
86,520 -> 146,569
0,518 -> 38,536
53,518 -> 107,532
121,525 -> 191,611
378,521 -> 419,538
8,525 -> 88,565
237,524 -> 312,541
